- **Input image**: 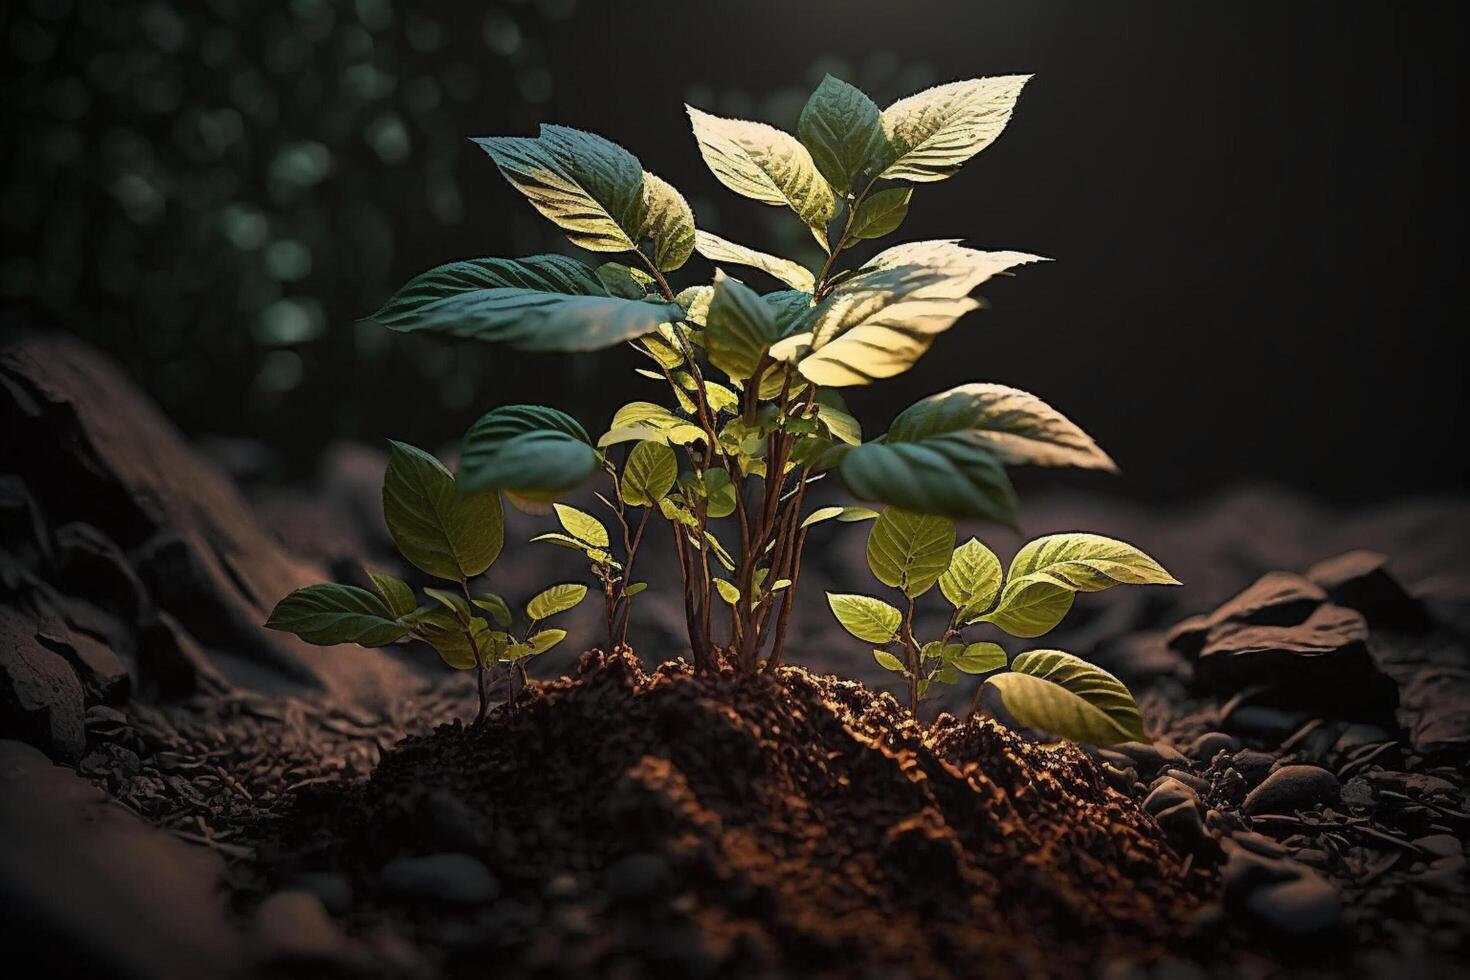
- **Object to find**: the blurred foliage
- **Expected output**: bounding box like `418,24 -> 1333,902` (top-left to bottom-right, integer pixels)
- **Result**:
1,0 -> 930,473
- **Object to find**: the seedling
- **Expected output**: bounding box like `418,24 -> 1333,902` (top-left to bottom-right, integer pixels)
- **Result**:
267,71 -> 1181,739
829,509 -> 1177,743
266,441 -> 585,721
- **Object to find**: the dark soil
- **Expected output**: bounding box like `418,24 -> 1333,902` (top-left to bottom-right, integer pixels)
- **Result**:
281,648 -> 1208,979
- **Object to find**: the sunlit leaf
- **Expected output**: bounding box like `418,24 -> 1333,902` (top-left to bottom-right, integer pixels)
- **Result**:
950,641 -> 1007,674
984,650 -> 1144,745
873,649 -> 907,673
705,270 -> 785,382
980,572 -> 1075,638
686,105 -> 836,246
383,441 -> 504,580
693,230 -> 815,291
714,578 -> 741,606
938,538 -> 1003,622
526,582 -> 589,620
702,467 -> 737,519
621,440 -> 678,507
1008,533 -> 1179,591
475,124 -> 646,252
799,505 -> 879,529
553,503 -> 610,548
827,592 -> 902,643
865,507 -> 956,598
602,401 -> 705,447
875,76 -> 1031,183
641,171 -> 696,271
266,584 -> 410,647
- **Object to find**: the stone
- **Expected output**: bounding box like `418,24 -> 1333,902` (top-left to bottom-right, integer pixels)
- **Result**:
1333,722 -> 1394,755
1230,831 -> 1288,858
51,522 -> 152,622
1113,741 -> 1188,777
1243,872 -> 1342,936
1222,704 -> 1307,742
1159,768 -> 1211,795
1198,605 -> 1397,720
380,853 -> 499,905
1230,749 -> 1279,783
1362,770 -> 1457,798
135,612 -> 229,698
1187,731 -> 1242,761
1144,776 -> 1198,816
1154,798 -> 1216,856
1167,571 -> 1327,658
34,627 -> 130,706
1413,834 -> 1463,859
254,890 -> 344,959
605,851 -> 675,902
1306,550 -> 1430,631
0,609 -> 86,761
1242,765 -> 1340,816
287,872 -> 354,915
1340,777 -> 1376,808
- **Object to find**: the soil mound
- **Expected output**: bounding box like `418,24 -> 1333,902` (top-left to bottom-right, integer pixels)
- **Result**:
292,649 -> 1207,978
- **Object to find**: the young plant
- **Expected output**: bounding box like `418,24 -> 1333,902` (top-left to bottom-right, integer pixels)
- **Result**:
265,441 -> 585,721
829,511 -> 1177,743
271,70 -> 1180,738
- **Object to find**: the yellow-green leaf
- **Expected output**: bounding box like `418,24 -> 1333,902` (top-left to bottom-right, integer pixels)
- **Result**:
984,649 -> 1144,745
939,538 -> 1003,622
875,75 -> 1031,183
1008,533 -> 1179,591
526,582 -> 588,621
553,503 -> 609,548
847,187 -> 912,242
705,270 -> 784,382
621,441 -> 678,507
640,171 -> 696,271
694,230 -> 815,292
980,572 -> 1075,638
827,593 -> 902,643
865,507 -> 956,598
266,584 -> 410,647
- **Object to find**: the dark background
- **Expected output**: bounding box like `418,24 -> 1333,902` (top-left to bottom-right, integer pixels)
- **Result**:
2,0 -> 1462,503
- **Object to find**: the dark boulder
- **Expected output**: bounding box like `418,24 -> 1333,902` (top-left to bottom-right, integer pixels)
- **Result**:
1307,550 -> 1430,631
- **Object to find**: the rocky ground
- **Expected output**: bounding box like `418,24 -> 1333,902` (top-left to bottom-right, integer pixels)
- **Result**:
2,330 -> 1468,979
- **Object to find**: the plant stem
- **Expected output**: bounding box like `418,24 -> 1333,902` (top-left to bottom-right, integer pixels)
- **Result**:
813,179 -> 878,299
901,594 -> 920,714
458,577 -> 488,724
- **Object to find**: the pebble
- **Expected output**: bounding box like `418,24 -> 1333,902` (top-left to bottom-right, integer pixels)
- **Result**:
1187,731 -> 1242,761
1414,834 -> 1463,859
1143,777 -> 1198,817
1154,798 -> 1215,855
1340,776 -> 1376,808
380,853 -> 500,905
1160,768 -> 1211,795
1244,872 -> 1342,936
1114,741 -> 1188,777
1223,705 -> 1307,742
1230,831 -> 1287,858
605,852 -> 674,902
287,871 -> 353,915
1230,749 -> 1278,783
1242,765 -> 1340,816
254,890 -> 344,958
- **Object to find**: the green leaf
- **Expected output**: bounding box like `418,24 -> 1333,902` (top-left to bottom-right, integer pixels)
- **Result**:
365,568 -> 416,619
714,578 -> 741,606
383,441 -> 504,581
693,231 -> 815,292
459,405 -> 600,496
423,586 -> 472,621
701,529 -> 736,572
847,187 -> 912,242
624,581 -> 648,597
266,584 -> 410,647
840,435 -> 1016,524
813,400 -> 861,445
1008,533 -> 1179,591
640,171 -> 696,271
675,285 -> 714,326
686,105 -> 837,246
602,401 -> 705,447
596,262 -> 646,298
886,383 -> 1116,472
875,75 -> 1031,183
797,74 -> 885,196
770,241 -> 1045,386
553,503 -> 609,548
521,628 -> 567,657
702,467 -> 737,519
950,641 -> 1007,675
873,649 -> 906,673
621,441 -> 678,507
984,650 -> 1144,745
418,614 -> 495,670
475,124 -> 646,252
705,271 -> 785,382
369,253 -> 682,353
799,505 -> 879,529
865,507 -> 957,598
526,582 -> 589,621
827,592 -> 902,643
980,572 -> 1076,638
473,592 -> 513,628
939,538 -> 1003,622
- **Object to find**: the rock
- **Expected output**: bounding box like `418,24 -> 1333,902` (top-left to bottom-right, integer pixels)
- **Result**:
51,522 -> 152,622
1187,731 -> 1242,761
1222,842 -> 1299,897
1333,722 -> 1394,755
287,872 -> 354,915
1222,703 -> 1307,742
0,474 -> 52,568
1230,749 -> 1279,783
135,612 -> 228,698
1340,777 -> 1376,808
34,627 -> 129,705
1279,720 -> 1340,765
0,739 -> 241,975
1198,605 -> 1397,720
1154,798 -> 1216,856
1159,768 -> 1211,795
1114,741 -> 1188,777
1242,765 -> 1340,816
380,853 -> 499,905
1362,770 -> 1457,799
254,890 -> 344,959
1307,550 -> 1430,631
0,609 -> 86,761
1167,571 -> 1327,658
1243,871 -> 1342,936
1144,777 -> 1199,816
1413,834 -> 1463,859
1230,831 -> 1288,858
605,851 -> 675,902
1359,631 -> 1470,757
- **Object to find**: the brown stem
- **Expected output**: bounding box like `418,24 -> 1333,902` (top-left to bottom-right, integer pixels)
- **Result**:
901,594 -> 920,714
813,178 -> 877,299
615,506 -> 652,644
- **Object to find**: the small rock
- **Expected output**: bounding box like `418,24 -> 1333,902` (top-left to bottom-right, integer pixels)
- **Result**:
287,872 -> 353,915
1187,731 -> 1242,761
1340,777 -> 1376,808
1414,834 -> 1463,859
1166,572 -> 1327,658
1333,722 -> 1394,755
1363,771 -> 1457,799
0,613 -> 87,761
1230,749 -> 1278,783
1159,768 -> 1211,795
380,853 -> 499,905
1222,704 -> 1307,743
1230,831 -> 1287,858
1155,798 -> 1216,855
34,628 -> 130,706
1243,872 -> 1341,936
605,852 -> 674,902
1114,742 -> 1188,777
1144,777 -> 1198,816
1306,550 -> 1430,631
1242,765 -> 1340,816
1222,842 -> 1299,897
254,890 -> 344,959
